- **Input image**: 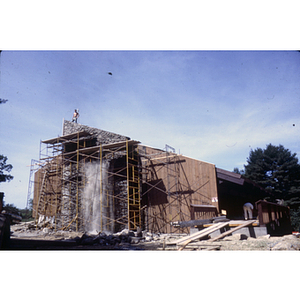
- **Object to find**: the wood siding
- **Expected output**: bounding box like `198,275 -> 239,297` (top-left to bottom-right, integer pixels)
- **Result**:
140,146 -> 218,233
32,156 -> 63,218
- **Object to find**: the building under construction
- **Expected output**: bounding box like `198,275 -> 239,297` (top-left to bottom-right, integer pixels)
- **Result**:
29,120 -> 289,235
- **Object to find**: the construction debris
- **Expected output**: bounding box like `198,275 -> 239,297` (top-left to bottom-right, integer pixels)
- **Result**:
5,221 -> 300,250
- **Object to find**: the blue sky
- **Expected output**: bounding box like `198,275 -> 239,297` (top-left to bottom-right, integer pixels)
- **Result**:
1,50 -> 300,209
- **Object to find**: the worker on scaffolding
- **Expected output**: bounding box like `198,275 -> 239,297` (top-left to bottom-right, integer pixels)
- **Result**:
243,202 -> 253,220
72,109 -> 79,123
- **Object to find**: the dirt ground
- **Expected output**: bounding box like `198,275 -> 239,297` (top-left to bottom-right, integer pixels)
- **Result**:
6,221 -> 300,251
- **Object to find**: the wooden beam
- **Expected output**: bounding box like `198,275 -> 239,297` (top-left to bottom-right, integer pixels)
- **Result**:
146,159 -> 186,167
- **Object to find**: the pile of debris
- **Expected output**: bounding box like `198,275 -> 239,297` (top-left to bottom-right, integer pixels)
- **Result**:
74,230 -> 187,250
75,229 -> 140,249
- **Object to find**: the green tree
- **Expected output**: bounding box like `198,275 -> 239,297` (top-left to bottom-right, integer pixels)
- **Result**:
0,155 -> 13,183
0,99 -> 13,183
20,199 -> 33,221
2,200 -> 33,222
233,167 -> 244,175
3,203 -> 20,215
244,144 -> 300,230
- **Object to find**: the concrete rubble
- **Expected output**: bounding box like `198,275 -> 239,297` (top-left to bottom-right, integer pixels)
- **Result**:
7,221 -> 300,250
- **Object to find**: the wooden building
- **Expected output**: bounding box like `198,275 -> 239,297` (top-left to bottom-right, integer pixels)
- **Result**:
30,121 -> 272,234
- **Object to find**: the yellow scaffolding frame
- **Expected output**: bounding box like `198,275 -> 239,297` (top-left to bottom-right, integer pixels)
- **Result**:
126,140 -> 141,230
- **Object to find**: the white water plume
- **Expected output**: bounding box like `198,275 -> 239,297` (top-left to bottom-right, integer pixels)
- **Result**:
83,160 -> 112,233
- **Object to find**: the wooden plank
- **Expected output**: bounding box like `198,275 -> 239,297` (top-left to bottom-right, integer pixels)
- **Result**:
175,222 -> 223,245
209,220 -> 256,242
177,222 -> 230,250
203,220 -> 258,227
147,159 -> 186,167
42,131 -> 91,144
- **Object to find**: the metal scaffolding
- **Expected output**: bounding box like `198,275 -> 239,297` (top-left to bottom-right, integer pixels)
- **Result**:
31,131 -> 141,232
139,147 -> 188,234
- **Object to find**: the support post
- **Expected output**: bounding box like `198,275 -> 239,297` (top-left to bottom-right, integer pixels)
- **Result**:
100,145 -> 103,232
76,132 -> 79,231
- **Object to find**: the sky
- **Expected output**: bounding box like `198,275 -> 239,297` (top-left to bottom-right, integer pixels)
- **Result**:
1,50 -> 300,209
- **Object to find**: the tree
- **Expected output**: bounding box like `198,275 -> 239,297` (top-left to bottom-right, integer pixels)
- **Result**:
3,203 -> 20,215
0,99 -> 13,183
20,199 -> 33,221
2,200 -> 33,222
0,155 -> 13,183
243,144 -> 300,230
233,167 -> 244,175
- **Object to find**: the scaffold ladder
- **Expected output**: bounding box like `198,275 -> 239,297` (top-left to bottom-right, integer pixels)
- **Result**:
35,167 -> 49,224
126,141 -> 141,230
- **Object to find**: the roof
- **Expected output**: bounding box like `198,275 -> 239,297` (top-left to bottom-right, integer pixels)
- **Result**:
216,168 -> 244,185
216,167 -> 271,194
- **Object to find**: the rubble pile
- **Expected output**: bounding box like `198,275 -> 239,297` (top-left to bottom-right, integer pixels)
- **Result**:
75,230 -> 137,248
73,230 -> 189,250
59,229 -> 185,250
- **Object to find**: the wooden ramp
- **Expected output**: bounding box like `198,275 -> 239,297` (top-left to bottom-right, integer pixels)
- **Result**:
209,220 -> 256,242
177,221 -> 230,251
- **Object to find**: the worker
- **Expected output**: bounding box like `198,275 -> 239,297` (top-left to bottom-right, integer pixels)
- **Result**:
243,202 -> 253,220
72,109 -> 79,123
